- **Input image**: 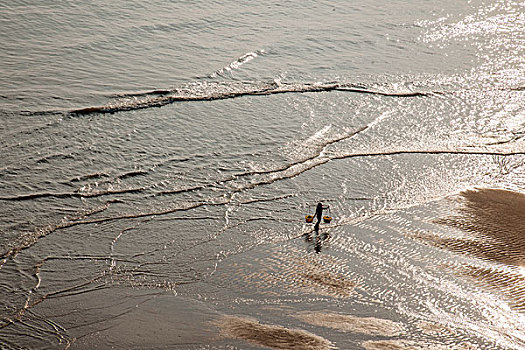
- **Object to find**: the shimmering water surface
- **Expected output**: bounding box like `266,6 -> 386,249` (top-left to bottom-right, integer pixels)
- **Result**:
1,0 -> 524,349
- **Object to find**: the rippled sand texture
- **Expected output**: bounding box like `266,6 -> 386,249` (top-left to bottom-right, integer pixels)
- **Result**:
436,188 -> 525,267
215,315 -> 333,350
432,188 -> 525,310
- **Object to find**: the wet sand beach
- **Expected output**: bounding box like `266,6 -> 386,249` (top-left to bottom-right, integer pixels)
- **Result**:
16,187 -> 524,349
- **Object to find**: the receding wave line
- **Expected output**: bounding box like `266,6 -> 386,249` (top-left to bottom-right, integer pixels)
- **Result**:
220,113 -> 524,192
4,147 -> 522,204
227,148 -> 525,195
0,187 -> 145,201
20,110 -> 67,116
19,83 -> 524,117
3,147 -> 522,263
70,81 -> 434,115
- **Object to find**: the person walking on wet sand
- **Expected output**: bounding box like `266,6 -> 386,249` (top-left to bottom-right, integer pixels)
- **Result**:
313,202 -> 329,230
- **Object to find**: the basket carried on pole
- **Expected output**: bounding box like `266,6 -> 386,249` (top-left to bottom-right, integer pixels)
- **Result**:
304,204 -> 333,223
323,207 -> 332,223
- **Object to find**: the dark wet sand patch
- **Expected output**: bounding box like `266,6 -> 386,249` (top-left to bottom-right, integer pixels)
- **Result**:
434,188 -> 525,266
215,315 -> 333,350
297,269 -> 357,298
416,320 -> 455,337
289,253 -> 359,298
296,312 -> 404,336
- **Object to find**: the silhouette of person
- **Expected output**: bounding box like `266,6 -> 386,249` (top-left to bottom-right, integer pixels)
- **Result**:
303,202 -> 331,253
313,202 -> 329,229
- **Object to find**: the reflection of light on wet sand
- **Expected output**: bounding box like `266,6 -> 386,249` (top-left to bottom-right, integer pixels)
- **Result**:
231,246 -> 359,298
296,312 -> 404,336
274,252 -> 358,297
362,339 -> 477,350
215,315 -> 334,350
296,313 -> 478,350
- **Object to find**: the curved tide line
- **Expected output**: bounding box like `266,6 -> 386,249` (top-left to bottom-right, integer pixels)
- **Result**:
0,187 -> 145,201
2,148 -> 521,268
69,82 -> 433,115
227,149 -> 525,197
19,84 -> 524,117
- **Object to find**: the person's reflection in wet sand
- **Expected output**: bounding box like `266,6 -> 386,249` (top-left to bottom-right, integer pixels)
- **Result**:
304,221 -> 329,253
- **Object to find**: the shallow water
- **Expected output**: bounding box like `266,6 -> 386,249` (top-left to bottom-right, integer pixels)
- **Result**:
1,0 -> 524,349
